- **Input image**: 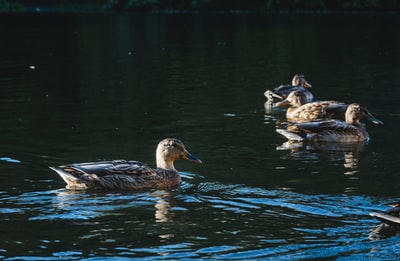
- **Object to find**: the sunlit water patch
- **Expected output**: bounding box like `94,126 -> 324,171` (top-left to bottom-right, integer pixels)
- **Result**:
0,157 -> 21,163
0,182 -> 399,260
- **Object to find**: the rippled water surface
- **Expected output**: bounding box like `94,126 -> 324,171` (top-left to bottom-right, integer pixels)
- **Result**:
1,13 -> 400,260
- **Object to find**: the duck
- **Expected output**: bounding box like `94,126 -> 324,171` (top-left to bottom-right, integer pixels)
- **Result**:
49,138 -> 202,190
370,202 -> 400,226
276,103 -> 383,142
264,74 -> 313,103
275,90 -> 348,123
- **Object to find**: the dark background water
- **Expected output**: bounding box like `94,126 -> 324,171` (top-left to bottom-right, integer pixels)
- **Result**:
1,13 -> 400,260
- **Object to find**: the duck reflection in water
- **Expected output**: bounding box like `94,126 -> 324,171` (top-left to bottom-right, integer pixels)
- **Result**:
277,140 -> 367,173
369,202 -> 400,240
52,189 -> 180,224
151,190 -> 177,223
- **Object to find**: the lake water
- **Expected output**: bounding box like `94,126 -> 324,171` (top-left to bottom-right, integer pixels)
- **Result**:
1,13 -> 400,260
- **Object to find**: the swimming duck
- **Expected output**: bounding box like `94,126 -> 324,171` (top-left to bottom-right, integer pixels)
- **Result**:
49,138 -> 202,190
370,202 -> 400,226
275,90 -> 348,123
276,103 -> 383,142
264,74 -> 313,103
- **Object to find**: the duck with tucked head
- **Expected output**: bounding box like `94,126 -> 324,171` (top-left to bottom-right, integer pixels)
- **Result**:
264,74 -> 313,103
50,138 -> 202,190
276,103 -> 383,142
276,90 -> 348,123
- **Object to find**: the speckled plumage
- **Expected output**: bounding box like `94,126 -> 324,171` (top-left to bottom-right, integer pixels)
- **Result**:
50,138 -> 202,190
276,103 -> 383,142
276,90 -> 348,123
264,74 -> 313,103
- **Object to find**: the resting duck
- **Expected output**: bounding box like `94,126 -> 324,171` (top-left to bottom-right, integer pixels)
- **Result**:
50,138 -> 202,190
370,202 -> 400,226
264,74 -> 313,103
276,90 -> 348,123
276,103 -> 383,142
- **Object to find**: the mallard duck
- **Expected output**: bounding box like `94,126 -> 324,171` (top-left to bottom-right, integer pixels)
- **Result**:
276,90 -> 348,123
264,74 -> 313,103
370,202 -> 400,226
49,138 -> 202,190
276,103 -> 383,142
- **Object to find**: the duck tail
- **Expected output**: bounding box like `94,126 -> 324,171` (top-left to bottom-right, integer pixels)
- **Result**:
276,129 -> 304,141
49,166 -> 84,188
370,212 -> 400,225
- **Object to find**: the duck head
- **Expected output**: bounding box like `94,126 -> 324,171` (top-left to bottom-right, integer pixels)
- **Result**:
345,103 -> 384,126
156,138 -> 202,170
275,90 -> 308,108
292,74 -> 312,88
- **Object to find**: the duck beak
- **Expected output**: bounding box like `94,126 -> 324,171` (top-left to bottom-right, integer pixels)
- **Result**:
368,112 -> 384,125
270,92 -> 283,99
264,90 -> 282,100
183,151 -> 203,164
303,81 -> 312,88
275,98 -> 291,107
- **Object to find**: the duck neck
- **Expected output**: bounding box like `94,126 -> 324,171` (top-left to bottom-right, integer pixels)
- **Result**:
293,99 -> 304,108
156,158 -> 175,170
345,111 -> 361,126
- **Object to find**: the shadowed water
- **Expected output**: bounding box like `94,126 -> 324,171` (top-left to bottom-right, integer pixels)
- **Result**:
1,13 -> 400,260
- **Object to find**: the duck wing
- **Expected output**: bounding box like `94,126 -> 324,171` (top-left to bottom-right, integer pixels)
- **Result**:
265,85 -> 300,100
289,120 -> 340,132
50,160 -> 161,190
288,102 -> 347,123
265,85 -> 314,103
265,84 -> 290,100
56,160 -> 156,178
276,120 -> 337,141
288,103 -> 325,122
322,103 -> 348,120
272,85 -> 304,98
295,120 -> 368,142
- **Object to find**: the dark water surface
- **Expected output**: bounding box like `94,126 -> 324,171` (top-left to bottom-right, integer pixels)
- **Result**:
1,13 -> 400,260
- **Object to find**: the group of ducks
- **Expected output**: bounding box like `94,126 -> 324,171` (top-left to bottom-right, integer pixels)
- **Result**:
48,73 -> 398,233
265,74 -> 383,143
265,74 -> 400,232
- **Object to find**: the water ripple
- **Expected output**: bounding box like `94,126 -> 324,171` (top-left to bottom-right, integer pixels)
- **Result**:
0,181 -> 396,260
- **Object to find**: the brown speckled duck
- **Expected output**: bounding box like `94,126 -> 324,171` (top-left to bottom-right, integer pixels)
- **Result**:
276,90 -> 348,123
50,138 -> 202,190
264,74 -> 313,103
276,103 -> 383,142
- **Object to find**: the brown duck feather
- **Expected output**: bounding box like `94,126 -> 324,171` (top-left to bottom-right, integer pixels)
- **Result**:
276,90 -> 347,123
276,103 -> 383,142
50,138 -> 202,190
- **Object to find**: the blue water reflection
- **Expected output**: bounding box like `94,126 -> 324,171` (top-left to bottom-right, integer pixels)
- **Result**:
0,182 -> 397,260
0,157 -> 21,163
